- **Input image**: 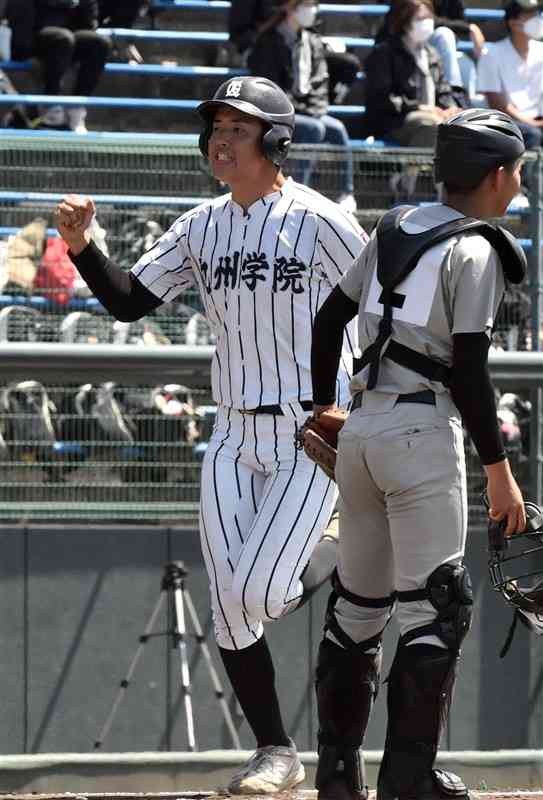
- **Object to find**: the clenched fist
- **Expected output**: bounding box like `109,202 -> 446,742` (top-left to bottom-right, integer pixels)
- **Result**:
55,194 -> 96,255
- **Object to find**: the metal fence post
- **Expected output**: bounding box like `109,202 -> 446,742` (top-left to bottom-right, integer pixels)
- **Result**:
528,150 -> 543,504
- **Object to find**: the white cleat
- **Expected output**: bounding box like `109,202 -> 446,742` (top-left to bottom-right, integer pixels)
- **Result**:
227,740 -> 305,795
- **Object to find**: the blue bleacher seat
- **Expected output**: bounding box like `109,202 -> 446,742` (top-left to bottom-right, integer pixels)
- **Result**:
149,0 -> 504,21
0,60 -> 247,80
0,92 -> 368,117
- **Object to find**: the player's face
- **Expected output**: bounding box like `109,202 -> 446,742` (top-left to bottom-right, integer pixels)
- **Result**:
208,108 -> 267,182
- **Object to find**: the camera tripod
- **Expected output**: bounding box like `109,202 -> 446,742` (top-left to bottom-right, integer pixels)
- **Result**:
94,560 -> 241,751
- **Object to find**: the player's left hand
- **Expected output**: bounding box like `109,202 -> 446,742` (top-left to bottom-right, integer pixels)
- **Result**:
296,407 -> 349,481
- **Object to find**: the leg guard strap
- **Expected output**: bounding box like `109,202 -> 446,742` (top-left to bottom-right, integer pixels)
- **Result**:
325,571 -> 395,650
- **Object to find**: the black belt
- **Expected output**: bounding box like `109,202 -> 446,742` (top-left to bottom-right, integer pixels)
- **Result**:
351,390 -> 436,411
239,400 -> 313,416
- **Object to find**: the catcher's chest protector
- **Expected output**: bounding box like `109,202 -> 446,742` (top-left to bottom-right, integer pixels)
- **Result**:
358,205 -> 527,390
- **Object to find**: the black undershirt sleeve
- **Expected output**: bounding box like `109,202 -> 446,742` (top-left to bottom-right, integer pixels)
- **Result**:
69,240 -> 163,322
449,332 -> 506,466
311,285 -> 359,405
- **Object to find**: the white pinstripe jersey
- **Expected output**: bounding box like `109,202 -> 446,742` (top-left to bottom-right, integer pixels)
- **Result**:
132,178 -> 368,409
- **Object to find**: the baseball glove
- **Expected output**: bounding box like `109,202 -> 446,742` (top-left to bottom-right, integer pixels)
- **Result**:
296,409 -> 349,480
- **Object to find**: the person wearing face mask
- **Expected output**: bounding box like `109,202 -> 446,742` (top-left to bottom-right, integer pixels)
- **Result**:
228,0 -> 361,106
477,0 -> 543,149
375,0 -> 483,107
246,0 -> 358,212
362,0 -> 460,198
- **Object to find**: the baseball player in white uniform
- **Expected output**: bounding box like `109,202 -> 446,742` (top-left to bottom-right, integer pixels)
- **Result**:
55,76 -> 367,794
308,109 -> 527,800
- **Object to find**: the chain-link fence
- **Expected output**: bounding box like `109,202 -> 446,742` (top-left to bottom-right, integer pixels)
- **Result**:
0,135 -> 536,331
0,365 -> 535,523
0,378 -> 213,522
0,134 -> 540,521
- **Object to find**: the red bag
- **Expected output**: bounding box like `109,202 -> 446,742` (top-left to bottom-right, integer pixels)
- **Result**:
34,237 -> 76,305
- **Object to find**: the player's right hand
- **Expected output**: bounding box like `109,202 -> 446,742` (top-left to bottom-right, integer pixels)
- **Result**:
485,460 -> 526,536
55,194 -> 96,255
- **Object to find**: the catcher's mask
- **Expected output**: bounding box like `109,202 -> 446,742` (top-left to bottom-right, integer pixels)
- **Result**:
196,76 -> 295,167
484,492 -> 543,655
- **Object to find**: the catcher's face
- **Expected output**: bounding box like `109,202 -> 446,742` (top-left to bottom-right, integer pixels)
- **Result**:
208,107 -> 268,184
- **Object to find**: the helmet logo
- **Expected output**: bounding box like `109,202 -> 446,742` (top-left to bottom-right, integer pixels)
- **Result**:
225,80 -> 243,98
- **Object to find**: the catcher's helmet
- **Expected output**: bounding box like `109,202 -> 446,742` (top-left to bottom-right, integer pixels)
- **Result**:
434,108 -> 525,189
486,494 -> 543,644
196,76 -> 295,167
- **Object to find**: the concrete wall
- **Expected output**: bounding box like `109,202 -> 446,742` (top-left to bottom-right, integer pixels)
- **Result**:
0,522 -> 541,755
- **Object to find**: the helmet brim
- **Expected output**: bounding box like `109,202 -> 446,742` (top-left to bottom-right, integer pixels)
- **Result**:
196,98 -> 274,127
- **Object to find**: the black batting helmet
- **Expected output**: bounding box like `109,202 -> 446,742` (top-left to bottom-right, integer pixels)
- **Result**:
434,108 -> 525,189
196,76 -> 295,167
485,493 -> 543,652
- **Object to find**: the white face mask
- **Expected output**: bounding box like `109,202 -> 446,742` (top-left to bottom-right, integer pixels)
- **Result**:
292,4 -> 318,28
409,17 -> 435,44
523,14 -> 543,38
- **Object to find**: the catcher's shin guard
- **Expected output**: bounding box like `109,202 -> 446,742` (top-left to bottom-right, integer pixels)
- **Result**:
315,636 -> 382,800
376,643 -> 470,800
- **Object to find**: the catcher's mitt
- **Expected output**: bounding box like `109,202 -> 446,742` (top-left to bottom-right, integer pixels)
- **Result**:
295,409 -> 349,480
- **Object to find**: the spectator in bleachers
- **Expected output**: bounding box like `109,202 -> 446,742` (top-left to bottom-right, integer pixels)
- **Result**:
7,0 -> 111,134
375,0 -> 480,106
477,0 -> 543,149
363,0 -> 459,144
245,0 -> 358,212
229,1 -> 361,111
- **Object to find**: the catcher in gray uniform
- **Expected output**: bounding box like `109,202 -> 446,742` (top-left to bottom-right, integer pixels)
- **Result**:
308,109 -> 528,800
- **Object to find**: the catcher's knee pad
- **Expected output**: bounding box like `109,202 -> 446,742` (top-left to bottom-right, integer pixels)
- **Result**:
377,641 -> 468,799
324,569 -> 396,650
398,562 -> 473,652
315,636 -> 382,799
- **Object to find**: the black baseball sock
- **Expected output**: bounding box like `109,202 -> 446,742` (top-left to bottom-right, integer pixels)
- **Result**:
219,636 -> 291,749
